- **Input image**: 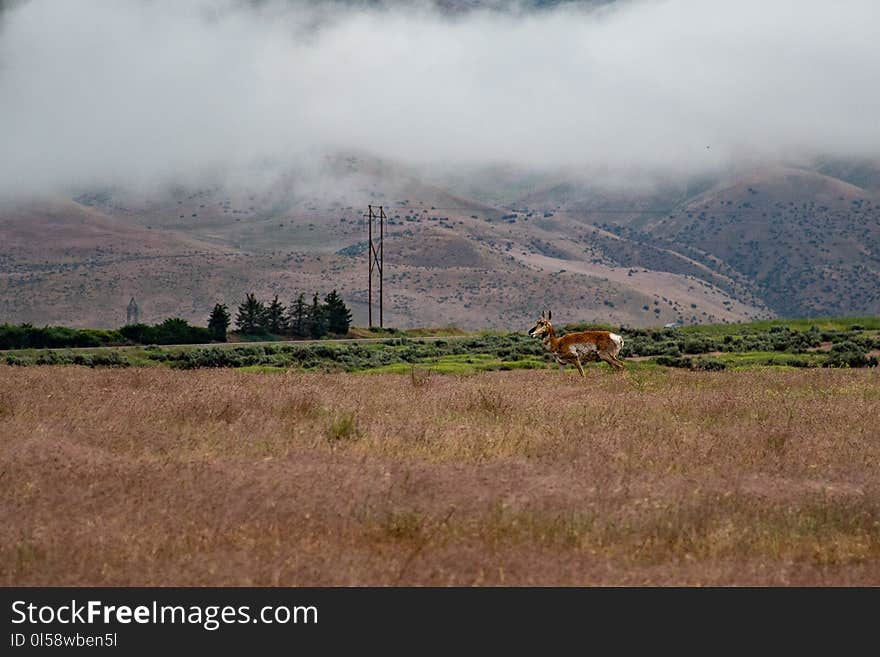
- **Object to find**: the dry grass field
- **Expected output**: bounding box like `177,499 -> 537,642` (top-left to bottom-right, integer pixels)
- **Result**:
1,365 -> 879,586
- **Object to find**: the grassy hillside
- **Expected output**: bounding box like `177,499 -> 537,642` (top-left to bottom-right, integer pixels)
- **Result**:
639,168 -> 880,317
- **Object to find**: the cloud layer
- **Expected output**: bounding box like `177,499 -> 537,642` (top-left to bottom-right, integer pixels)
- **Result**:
1,0 -> 878,196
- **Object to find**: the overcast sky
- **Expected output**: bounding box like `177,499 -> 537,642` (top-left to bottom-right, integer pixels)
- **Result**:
1,0 -> 878,197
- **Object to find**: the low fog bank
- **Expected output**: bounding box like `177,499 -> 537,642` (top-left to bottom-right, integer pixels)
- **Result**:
1,0 -> 878,199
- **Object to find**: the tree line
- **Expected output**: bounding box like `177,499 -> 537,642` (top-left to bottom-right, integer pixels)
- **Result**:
0,290 -> 353,349
208,290 -> 352,341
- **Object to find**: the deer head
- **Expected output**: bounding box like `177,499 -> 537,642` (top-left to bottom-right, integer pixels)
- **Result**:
528,310 -> 553,338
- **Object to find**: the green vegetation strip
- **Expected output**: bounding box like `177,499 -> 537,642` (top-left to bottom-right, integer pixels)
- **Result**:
2,318 -> 878,372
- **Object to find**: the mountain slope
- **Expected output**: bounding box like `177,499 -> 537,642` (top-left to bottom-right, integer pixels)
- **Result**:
1,160 -> 877,329
638,168 -> 880,317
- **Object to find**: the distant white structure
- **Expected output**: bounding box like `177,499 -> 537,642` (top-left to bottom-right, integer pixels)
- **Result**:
126,297 -> 139,325
664,321 -> 681,328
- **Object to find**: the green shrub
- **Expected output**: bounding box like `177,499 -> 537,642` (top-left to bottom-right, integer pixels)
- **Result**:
89,352 -> 128,368
682,337 -> 712,354
825,342 -> 876,368
72,354 -> 94,367
0,323 -> 119,349
120,319 -> 212,345
655,355 -> 692,368
692,357 -> 727,371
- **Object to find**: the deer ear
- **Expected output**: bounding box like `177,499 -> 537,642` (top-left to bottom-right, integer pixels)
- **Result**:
541,310 -> 545,319
548,310 -> 552,320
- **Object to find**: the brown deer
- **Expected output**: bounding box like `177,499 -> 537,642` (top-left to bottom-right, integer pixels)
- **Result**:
528,310 -> 625,377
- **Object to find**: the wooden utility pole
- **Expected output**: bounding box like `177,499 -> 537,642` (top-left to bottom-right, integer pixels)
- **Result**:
379,205 -> 385,327
366,205 -> 385,328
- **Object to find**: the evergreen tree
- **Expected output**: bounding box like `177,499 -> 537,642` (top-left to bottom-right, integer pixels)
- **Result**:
287,293 -> 308,338
323,289 -> 352,335
308,292 -> 327,338
208,303 -> 231,342
235,293 -> 265,334
265,295 -> 287,334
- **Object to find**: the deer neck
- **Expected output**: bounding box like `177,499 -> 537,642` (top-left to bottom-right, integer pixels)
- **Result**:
543,325 -> 560,351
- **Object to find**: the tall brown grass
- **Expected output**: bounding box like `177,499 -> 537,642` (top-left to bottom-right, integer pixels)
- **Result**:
1,365 -> 878,585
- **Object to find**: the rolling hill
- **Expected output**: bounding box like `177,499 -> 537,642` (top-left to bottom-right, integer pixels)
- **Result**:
628,168 -> 880,317
1,158 -> 877,330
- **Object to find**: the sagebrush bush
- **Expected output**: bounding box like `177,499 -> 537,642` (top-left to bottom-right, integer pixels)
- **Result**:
825,341 -> 877,368
691,357 -> 727,371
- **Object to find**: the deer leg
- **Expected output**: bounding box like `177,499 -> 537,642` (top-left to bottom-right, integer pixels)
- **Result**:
599,353 -> 623,371
574,357 -> 586,379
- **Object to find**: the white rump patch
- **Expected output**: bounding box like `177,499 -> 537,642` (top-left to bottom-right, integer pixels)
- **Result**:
609,333 -> 624,349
